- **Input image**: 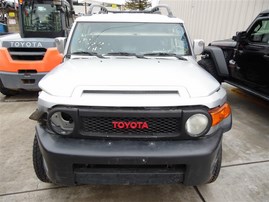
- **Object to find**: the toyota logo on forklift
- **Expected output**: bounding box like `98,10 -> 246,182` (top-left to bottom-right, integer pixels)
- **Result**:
112,121 -> 149,129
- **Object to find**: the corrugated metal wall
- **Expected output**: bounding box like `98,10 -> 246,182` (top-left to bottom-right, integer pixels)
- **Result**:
160,0 -> 269,45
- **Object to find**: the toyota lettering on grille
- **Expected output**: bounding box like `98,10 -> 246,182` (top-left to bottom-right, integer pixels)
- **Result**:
112,121 -> 149,129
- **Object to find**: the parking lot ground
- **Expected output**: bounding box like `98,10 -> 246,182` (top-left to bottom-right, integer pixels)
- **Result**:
0,83 -> 268,202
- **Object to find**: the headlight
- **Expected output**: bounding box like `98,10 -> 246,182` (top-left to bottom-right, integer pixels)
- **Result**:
185,113 -> 209,137
49,111 -> 75,135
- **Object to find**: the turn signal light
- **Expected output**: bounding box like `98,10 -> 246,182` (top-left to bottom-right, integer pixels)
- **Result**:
209,103 -> 231,126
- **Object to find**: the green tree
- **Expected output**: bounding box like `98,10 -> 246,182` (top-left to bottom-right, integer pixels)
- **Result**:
125,0 -> 151,11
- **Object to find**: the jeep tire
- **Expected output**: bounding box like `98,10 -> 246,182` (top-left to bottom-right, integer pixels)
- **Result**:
33,135 -> 51,183
198,59 -> 222,83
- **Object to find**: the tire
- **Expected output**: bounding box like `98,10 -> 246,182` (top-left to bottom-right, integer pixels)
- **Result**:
0,80 -> 18,96
33,135 -> 51,183
198,59 -> 222,83
207,147 -> 222,183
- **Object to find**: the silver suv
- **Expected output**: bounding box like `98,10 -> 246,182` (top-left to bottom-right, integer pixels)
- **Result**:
31,5 -> 232,186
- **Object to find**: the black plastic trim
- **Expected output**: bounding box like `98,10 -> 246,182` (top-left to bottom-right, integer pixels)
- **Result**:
225,80 -> 269,101
204,46 -> 229,77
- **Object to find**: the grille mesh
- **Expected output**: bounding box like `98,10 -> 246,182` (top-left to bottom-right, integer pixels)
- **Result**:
80,116 -> 181,136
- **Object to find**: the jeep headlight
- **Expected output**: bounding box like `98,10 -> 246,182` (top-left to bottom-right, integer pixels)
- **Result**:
48,111 -> 75,135
185,114 -> 209,137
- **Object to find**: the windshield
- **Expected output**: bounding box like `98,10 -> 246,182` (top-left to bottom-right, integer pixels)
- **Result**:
69,22 -> 191,56
22,2 -> 61,32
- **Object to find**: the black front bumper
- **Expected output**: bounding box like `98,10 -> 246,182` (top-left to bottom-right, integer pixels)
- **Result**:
36,125 -> 223,186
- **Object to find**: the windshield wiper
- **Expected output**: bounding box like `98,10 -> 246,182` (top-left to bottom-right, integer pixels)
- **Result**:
71,51 -> 105,58
106,52 -> 145,58
143,52 -> 187,61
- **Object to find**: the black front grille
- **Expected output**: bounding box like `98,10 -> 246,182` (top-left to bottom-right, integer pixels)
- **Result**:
48,106 -> 210,139
8,48 -> 47,60
80,116 -> 181,137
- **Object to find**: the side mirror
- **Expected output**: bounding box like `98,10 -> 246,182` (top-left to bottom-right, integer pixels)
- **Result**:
193,39 -> 205,55
232,31 -> 247,42
55,37 -> 66,54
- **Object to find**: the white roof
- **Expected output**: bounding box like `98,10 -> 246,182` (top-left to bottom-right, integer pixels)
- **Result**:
76,13 -> 184,23
84,0 -> 159,6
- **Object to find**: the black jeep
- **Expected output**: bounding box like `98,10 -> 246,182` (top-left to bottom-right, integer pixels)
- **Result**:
198,10 -> 269,101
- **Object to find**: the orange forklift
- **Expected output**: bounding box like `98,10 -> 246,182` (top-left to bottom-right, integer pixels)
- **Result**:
0,0 -> 74,95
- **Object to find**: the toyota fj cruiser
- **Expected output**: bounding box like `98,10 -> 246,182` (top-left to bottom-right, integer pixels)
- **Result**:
31,5 -> 232,186
198,10 -> 269,101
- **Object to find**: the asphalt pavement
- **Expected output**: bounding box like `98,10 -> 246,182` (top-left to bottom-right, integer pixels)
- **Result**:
0,83 -> 268,202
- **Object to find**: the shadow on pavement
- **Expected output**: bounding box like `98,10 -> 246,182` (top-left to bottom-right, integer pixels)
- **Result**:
0,92 -> 39,102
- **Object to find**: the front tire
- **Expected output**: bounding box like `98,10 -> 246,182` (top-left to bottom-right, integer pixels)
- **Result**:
0,80 -> 18,96
198,59 -> 222,83
33,135 -> 51,183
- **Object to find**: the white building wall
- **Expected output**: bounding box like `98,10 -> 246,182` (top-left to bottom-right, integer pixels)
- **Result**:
160,0 -> 269,45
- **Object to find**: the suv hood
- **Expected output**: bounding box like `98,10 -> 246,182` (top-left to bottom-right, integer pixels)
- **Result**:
39,58 -> 220,98
210,39 -> 237,48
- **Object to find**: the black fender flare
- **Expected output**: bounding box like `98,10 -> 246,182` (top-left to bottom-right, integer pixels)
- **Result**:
203,46 -> 229,77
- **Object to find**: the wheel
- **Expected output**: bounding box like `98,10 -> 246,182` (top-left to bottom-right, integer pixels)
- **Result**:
33,135 -> 51,183
0,80 -> 18,96
198,59 -> 222,83
207,146 -> 222,183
